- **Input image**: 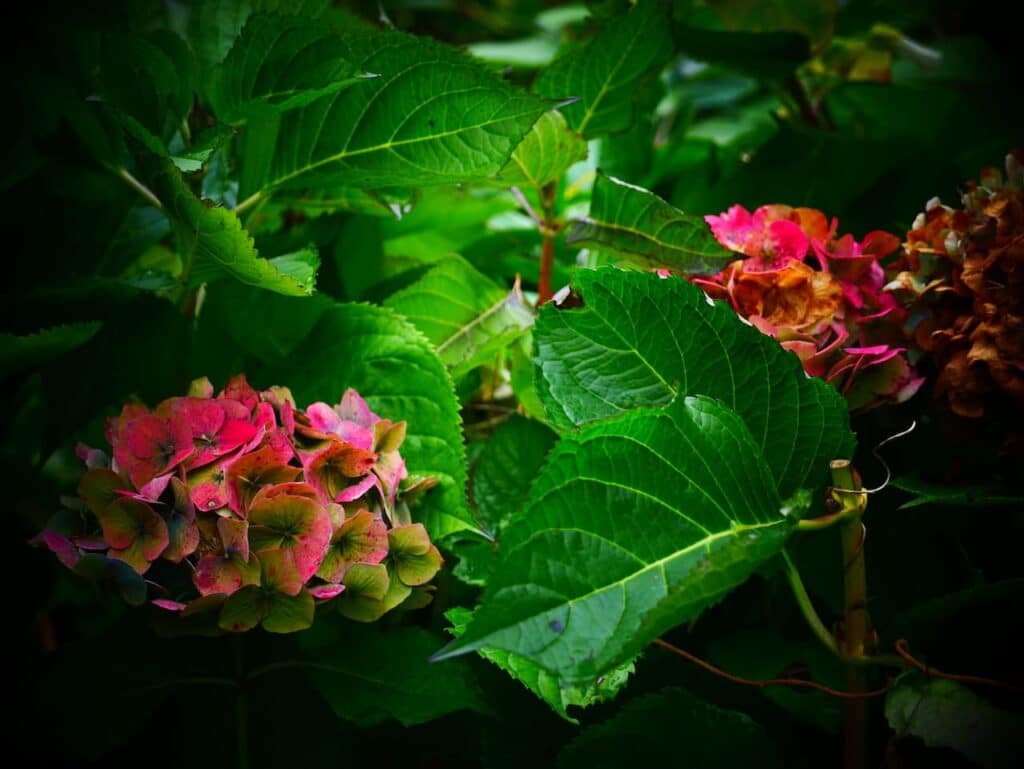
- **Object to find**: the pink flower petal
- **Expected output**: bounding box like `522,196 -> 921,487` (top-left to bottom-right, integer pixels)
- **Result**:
309,584 -> 345,600
152,599 -> 187,612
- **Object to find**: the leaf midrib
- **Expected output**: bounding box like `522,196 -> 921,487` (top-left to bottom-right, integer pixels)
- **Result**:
447,518 -> 787,656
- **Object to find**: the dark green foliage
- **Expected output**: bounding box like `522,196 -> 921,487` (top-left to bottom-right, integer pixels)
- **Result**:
7,1 -> 1022,768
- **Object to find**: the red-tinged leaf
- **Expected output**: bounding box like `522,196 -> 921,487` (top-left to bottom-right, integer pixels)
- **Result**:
374,420 -> 406,453
189,456 -> 232,512
77,468 -> 124,515
258,548 -> 305,596
97,497 -> 169,557
248,494 -> 332,582
109,539 -> 155,574
388,524 -> 443,586
251,481 -> 320,506
225,441 -> 300,514
135,473 -> 172,502
262,589 -> 314,633
337,388 -> 378,428
219,585 -> 268,632
305,442 -> 378,504
158,396 -> 225,441
219,374 -> 259,412
194,552 -> 261,596
336,474 -> 377,504
113,413 -> 194,488
309,584 -> 345,600
374,451 -> 408,505
217,516 -> 249,561
37,530 -> 81,569
163,514 -> 200,562
305,402 -> 375,449
168,477 -> 195,521
317,509 -> 389,583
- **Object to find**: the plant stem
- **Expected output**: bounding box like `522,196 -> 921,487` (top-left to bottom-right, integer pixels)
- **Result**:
537,182 -> 557,306
232,191 -> 263,215
117,167 -> 164,211
782,549 -> 839,657
832,459 -> 869,769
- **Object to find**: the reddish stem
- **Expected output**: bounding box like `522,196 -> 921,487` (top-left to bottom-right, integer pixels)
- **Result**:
537,234 -> 554,306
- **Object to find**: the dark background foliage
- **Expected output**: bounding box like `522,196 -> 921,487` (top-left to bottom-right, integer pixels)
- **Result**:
4,1 -> 1022,767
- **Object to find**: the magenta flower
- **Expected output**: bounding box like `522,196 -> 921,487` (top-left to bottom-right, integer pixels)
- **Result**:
111,411 -> 194,489
36,376 -> 442,634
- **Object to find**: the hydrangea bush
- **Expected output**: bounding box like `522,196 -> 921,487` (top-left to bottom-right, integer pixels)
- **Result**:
34,375 -> 443,633
694,203 -> 924,410
885,152 -> 1024,419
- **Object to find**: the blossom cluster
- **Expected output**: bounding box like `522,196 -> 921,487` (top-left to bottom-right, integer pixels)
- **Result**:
35,375 -> 442,633
884,152 -> 1024,419
693,203 -> 923,410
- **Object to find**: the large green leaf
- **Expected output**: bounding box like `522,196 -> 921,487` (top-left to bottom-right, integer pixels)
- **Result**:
534,0 -> 673,138
557,687 -> 782,768
208,14 -> 371,123
300,619 -> 487,726
201,285 -> 474,539
239,28 -> 551,194
534,268 -> 853,499
472,414 -> 557,533
0,323 -> 101,381
136,152 -> 318,296
383,255 -> 534,379
885,673 -> 1022,769
433,395 -> 794,683
99,30 -> 196,141
496,110 -> 588,187
566,172 -> 733,273
446,607 -> 634,723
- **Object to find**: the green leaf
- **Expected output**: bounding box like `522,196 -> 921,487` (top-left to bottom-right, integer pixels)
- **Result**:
240,28 -> 551,194
262,588 -> 315,633
557,687 -> 782,768
534,0 -> 673,138
99,30 -> 196,141
135,152 -> 318,296
384,255 -> 534,379
169,125 -> 234,174
209,14 -> 371,123
885,673 -> 1023,769
566,172 -> 733,273
708,630 -> 844,733
0,323 -> 101,380
301,620 -> 487,726
496,110 -> 588,187
203,286 -> 474,539
891,476 -> 1024,511
434,396 -> 794,683
265,247 -> 321,295
534,268 -> 853,499
472,414 -> 557,534
446,607 -> 633,723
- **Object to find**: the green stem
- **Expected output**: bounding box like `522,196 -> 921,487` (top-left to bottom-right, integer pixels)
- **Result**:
782,549 -> 839,657
117,167 -> 164,211
232,191 -> 263,215
832,459 -> 869,769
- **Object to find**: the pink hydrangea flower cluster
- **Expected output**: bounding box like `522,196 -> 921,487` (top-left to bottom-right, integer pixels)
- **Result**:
694,203 -> 924,410
34,375 -> 442,633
